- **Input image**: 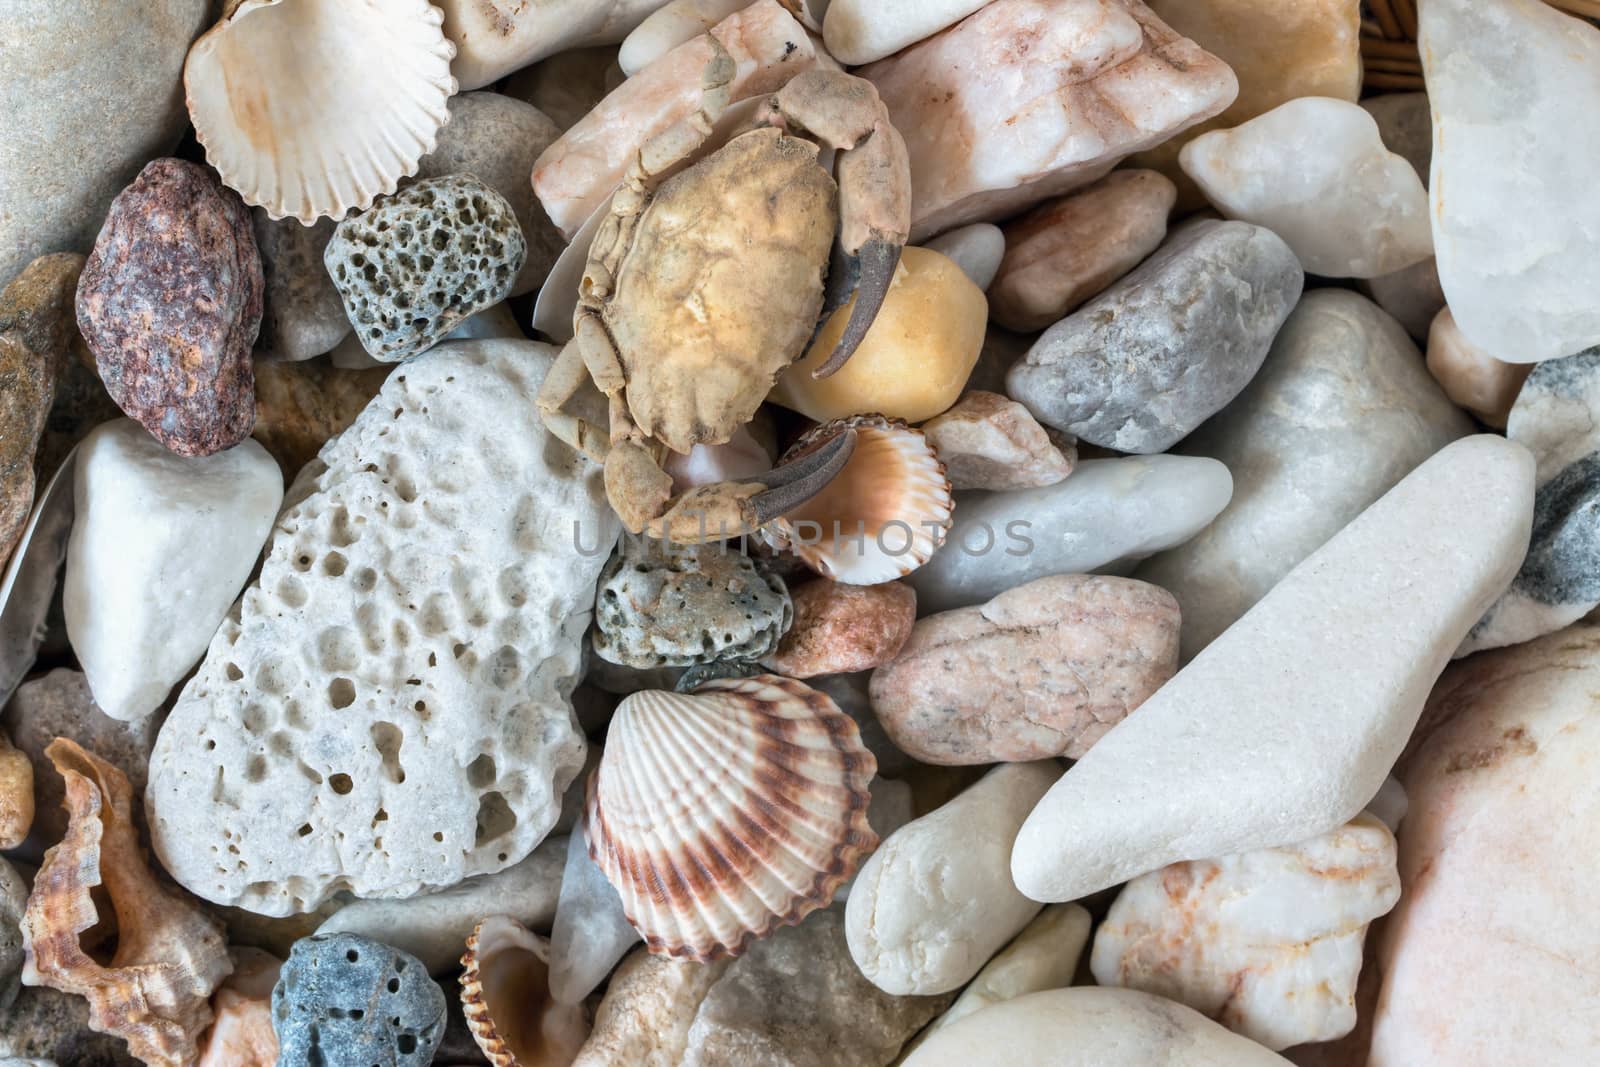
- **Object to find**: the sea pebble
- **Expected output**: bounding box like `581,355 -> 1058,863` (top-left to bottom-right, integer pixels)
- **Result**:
31,259 -> 121,482
0,732 -> 32,850
146,340 -> 617,915
76,158 -> 263,457
0,255 -> 77,569
1181,98 -> 1432,279
907,454 -> 1233,615
0,984 -> 141,1066
871,575 -> 1178,765
1369,626 -> 1600,1064
251,358 -> 391,480
860,0 -> 1237,241
1091,814 -> 1401,1050
771,247 -> 987,425
503,46 -> 627,132
903,987 -> 1293,1066
325,175 -> 527,363
1422,0 -> 1600,362
272,934 -> 445,1067
64,419 -> 283,722
1011,434 -> 1534,904
435,0 -> 669,91
989,171 -> 1176,333
1007,219 -> 1302,453
846,761 -> 1060,995
822,0 -> 988,64
1136,290 -> 1473,658
620,0 -> 760,73
1424,307 -> 1531,429
0,0 -> 208,287
412,92 -> 563,297
920,224 -> 1005,291
1460,350 -> 1600,656
919,391 -> 1074,491
1360,92 -> 1431,185
548,826 -> 640,1005
592,537 -> 791,669
762,580 -> 915,678
571,950 -> 730,1067
0,670 -> 160,864
1359,255 -> 1447,343
198,948 -> 282,1067
0,857 -> 24,1009
252,211 -> 349,362
316,836 -> 565,977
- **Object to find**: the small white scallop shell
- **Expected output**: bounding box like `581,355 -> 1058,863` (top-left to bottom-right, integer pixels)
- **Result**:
184,0 -> 458,225
587,674 -> 878,961
767,415 -> 954,585
460,915 -> 590,1067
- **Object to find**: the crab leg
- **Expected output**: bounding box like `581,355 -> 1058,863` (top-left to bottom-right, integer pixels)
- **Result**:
767,70 -> 911,379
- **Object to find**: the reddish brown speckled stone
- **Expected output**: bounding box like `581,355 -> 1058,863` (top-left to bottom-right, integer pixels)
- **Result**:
76,158 -> 262,457
764,580 -> 917,679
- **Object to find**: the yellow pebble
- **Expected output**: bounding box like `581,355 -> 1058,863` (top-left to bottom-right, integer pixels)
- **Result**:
769,246 -> 986,424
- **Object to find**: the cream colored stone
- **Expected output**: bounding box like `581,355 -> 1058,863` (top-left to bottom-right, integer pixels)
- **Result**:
824,0 -> 991,65
1425,308 -> 1531,428
920,391 -> 1072,491
573,950 -> 731,1067
861,0 -> 1237,241
436,0 -> 670,91
0,731 -> 30,851
197,948 -> 280,1067
621,0 -> 752,73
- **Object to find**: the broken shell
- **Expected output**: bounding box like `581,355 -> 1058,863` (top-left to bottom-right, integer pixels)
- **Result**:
20,738 -> 231,1067
460,915 -> 590,1067
184,0 -> 458,224
587,674 -> 877,962
767,415 -> 953,586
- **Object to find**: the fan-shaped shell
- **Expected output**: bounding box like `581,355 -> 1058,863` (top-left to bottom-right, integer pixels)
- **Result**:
587,674 -> 877,961
460,915 -> 589,1067
768,414 -> 954,585
184,0 -> 458,224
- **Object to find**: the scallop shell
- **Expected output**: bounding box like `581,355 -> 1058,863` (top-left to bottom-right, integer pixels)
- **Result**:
184,0 -> 458,224
460,915 -> 590,1067
587,674 -> 878,961
767,414 -> 954,585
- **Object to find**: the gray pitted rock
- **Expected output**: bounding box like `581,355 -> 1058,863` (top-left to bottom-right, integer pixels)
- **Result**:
593,538 -> 792,669
0,856 -> 25,1011
271,934 -> 445,1067
0,984 -> 140,1065
325,175 -> 527,363
75,158 -> 263,457
1006,219 -> 1304,454
253,210 -> 350,361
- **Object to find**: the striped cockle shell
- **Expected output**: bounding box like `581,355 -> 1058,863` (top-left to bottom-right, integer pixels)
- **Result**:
767,414 -> 954,585
460,915 -> 589,1067
184,0 -> 458,225
586,674 -> 878,961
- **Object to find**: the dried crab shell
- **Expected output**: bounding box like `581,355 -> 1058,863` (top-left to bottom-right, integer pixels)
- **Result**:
587,674 -> 877,962
460,915 -> 589,1067
767,414 -> 953,585
184,0 -> 459,224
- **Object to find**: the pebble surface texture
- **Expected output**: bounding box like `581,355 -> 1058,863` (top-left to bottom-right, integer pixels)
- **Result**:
1136,291 -> 1472,659
1007,219 -> 1303,454
75,158 -> 263,457
1012,435 -> 1535,904
1424,308 -> 1530,429
146,340 -> 618,915
919,391 -> 1074,492
0,856 -> 24,1009
1369,626 -> 1600,1065
1422,0 -> 1600,362
0,984 -> 143,1066
271,934 -> 444,1067
251,358 -> 392,480
325,175 -> 527,363
592,538 -> 791,668
252,211 -> 349,362
872,575 -> 1179,765
763,580 -> 916,678
920,224 -> 1006,291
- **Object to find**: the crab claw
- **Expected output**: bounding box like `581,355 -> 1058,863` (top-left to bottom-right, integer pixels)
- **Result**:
812,240 -> 902,380
750,428 -> 858,524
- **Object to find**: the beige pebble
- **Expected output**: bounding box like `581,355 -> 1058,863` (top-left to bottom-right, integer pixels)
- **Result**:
764,580 -> 916,678
198,948 -> 282,1067
919,391 -> 1073,491
0,730 -> 31,850
990,171 -> 1175,332
870,574 -> 1179,765
1425,307 -> 1531,428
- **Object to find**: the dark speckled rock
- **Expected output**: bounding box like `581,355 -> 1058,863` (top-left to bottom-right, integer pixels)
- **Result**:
0,984 -> 140,1065
272,933 -> 445,1067
76,158 -> 262,457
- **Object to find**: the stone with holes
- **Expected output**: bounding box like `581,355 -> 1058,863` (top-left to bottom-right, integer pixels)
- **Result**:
145,339 -> 618,915
324,176 -> 527,363
271,933 -> 444,1067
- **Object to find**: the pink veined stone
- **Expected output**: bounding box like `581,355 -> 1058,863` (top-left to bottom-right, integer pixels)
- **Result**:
531,0 -> 820,239
860,0 -> 1237,242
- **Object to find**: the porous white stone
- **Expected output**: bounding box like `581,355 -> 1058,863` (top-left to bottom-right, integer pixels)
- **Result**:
845,762 -> 1059,996
1091,814 -> 1400,1050
1180,97 -> 1432,278
906,455 -> 1233,615
1012,435 -> 1535,904
64,420 -> 282,723
147,339 -> 620,915
1422,0 -> 1600,363
921,225 -> 1005,292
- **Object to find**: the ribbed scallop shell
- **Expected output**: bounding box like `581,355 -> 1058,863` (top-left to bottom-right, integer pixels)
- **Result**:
767,414 -> 954,585
184,0 -> 458,224
587,674 -> 878,962
460,915 -> 589,1067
